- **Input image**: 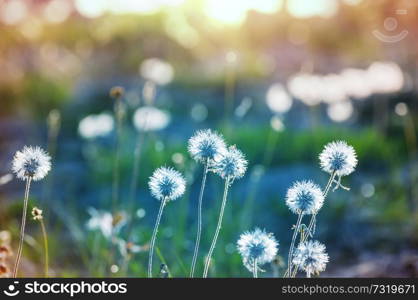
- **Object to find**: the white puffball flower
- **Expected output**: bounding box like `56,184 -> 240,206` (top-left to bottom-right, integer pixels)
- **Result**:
140,58 -> 174,85
12,146 -> 51,181
319,141 -> 357,177
292,240 -> 329,277
266,83 -> 293,114
148,167 -> 186,202
212,145 -> 248,180
188,129 -> 227,164
237,228 -> 278,273
78,112 -> 114,139
286,180 -> 324,215
133,106 -> 170,132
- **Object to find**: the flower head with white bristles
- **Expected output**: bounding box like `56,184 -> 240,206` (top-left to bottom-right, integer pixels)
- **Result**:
212,146 -> 247,180
237,228 -> 278,272
286,180 -> 324,215
148,167 -> 186,202
12,146 -> 51,181
188,129 -> 227,164
319,141 -> 357,177
292,240 -> 329,277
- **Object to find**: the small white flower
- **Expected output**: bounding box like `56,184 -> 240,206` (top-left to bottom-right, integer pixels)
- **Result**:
133,107 -> 170,132
188,129 -> 227,164
12,146 -> 51,181
78,113 -> 114,139
86,208 -> 113,239
237,228 -> 278,272
212,146 -> 248,180
148,167 -> 186,201
86,208 -> 127,239
319,141 -> 357,177
286,180 -> 324,215
292,240 -> 329,277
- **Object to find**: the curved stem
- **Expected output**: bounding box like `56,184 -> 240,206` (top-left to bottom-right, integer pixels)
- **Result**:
40,219 -> 49,277
203,178 -> 230,278
286,212 -> 303,278
253,259 -> 258,278
190,162 -> 209,278
13,177 -> 32,278
148,198 -> 166,278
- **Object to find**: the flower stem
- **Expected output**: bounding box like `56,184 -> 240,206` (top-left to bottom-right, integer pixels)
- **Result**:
304,171 -> 335,241
13,177 -> 32,278
148,197 -> 167,278
40,219 -> 49,277
112,97 -> 123,210
286,212 -> 303,278
203,178 -> 230,278
190,162 -> 209,278
253,259 -> 258,278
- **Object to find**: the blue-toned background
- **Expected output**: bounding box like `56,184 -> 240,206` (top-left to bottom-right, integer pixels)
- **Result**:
0,0 -> 417,277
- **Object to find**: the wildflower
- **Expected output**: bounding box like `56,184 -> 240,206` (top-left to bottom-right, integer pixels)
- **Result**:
133,107 -> 170,132
31,207 -> 43,221
78,113 -> 114,139
292,240 -> 329,277
212,145 -> 248,180
148,167 -> 186,202
86,208 -> 114,239
286,181 -> 324,215
188,129 -> 226,277
148,167 -> 185,277
319,141 -> 358,177
11,147 -> 50,277
188,129 -> 227,164
203,146 -> 248,277
237,228 -> 278,276
12,146 -> 51,181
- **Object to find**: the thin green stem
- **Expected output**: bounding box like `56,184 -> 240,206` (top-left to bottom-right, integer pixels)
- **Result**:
13,177 -> 32,278
40,219 -> 49,277
190,162 -> 209,278
112,97 -> 123,210
286,212 -> 303,278
148,198 -> 167,278
203,178 -> 230,278
253,259 -> 258,278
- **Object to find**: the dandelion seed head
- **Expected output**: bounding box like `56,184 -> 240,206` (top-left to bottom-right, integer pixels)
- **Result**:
237,228 -> 278,272
292,240 -> 329,277
286,180 -> 324,215
12,146 -> 51,181
213,146 -> 247,180
148,167 -> 186,201
319,141 -> 357,176
188,129 -> 227,163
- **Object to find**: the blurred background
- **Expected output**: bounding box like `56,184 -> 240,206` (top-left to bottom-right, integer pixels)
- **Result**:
0,0 -> 417,277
